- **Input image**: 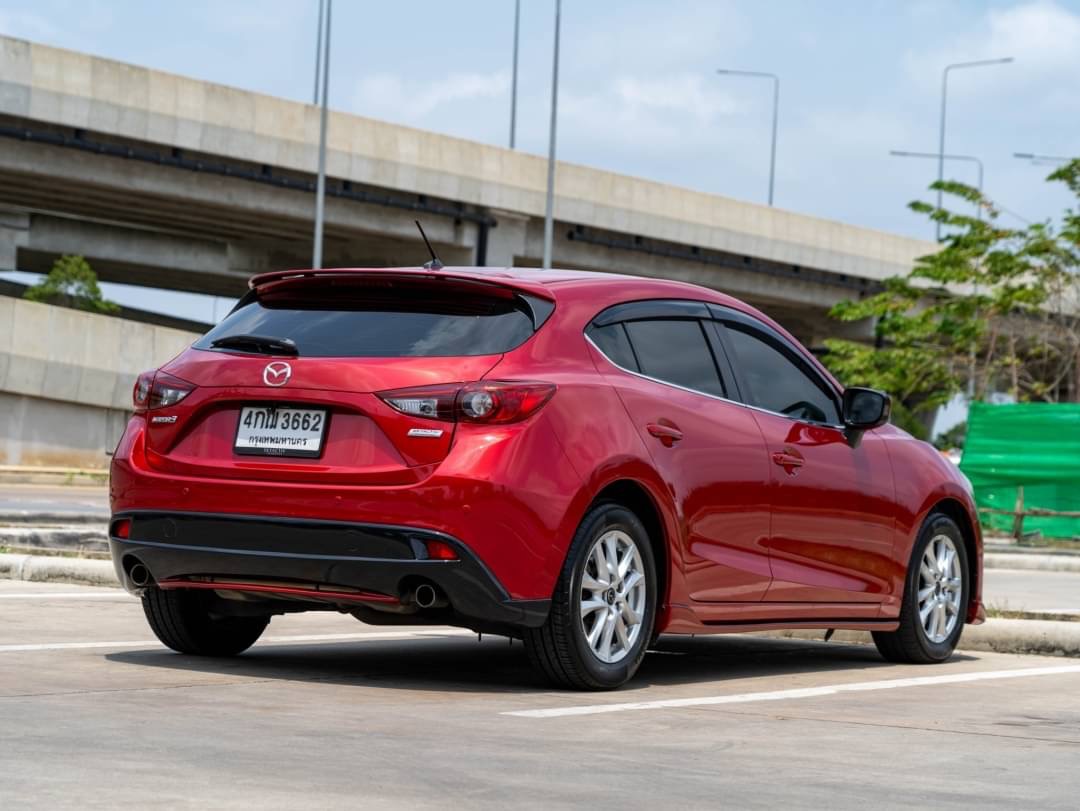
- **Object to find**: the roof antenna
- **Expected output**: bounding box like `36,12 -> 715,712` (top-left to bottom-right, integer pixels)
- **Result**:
415,220 -> 444,270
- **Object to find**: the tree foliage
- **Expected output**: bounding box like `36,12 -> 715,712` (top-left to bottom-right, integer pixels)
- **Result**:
823,160 -> 1080,437
23,255 -> 120,314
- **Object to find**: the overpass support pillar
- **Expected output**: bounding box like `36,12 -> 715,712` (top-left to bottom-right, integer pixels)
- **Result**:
0,210 -> 29,271
481,211 -> 529,268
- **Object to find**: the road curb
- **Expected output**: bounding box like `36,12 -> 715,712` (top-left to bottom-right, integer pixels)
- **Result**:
0,527 -> 109,554
0,467 -> 108,486
759,617 -> 1080,658
0,510 -> 109,525
0,552 -> 118,587
984,552 -> 1080,573
986,543 -> 1080,558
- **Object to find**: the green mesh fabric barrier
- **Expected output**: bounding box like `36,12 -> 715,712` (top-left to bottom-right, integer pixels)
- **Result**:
960,402 -> 1080,539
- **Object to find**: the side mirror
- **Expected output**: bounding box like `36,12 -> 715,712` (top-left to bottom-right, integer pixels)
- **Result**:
842,387 -> 891,447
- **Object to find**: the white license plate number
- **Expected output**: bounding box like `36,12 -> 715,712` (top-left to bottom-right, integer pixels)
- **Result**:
234,406 -> 328,458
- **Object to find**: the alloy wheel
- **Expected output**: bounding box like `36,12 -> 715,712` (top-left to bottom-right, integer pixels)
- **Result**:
917,533 -> 964,644
579,529 -> 648,664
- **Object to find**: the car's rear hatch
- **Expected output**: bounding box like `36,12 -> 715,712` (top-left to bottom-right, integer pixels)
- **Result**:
144,271 -> 554,486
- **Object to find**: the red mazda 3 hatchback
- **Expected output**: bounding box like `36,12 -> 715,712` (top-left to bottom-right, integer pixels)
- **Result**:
110,266 -> 984,689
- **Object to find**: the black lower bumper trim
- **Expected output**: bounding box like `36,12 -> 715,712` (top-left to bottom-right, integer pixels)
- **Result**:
110,511 -> 549,629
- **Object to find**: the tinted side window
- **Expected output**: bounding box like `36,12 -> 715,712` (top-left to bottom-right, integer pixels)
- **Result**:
623,319 -> 725,397
724,325 -> 841,424
587,323 -> 639,371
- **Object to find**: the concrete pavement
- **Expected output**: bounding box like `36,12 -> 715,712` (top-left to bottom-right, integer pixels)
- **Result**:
1,579 -> 1079,808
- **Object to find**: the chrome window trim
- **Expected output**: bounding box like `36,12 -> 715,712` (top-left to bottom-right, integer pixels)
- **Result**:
584,331 -> 847,432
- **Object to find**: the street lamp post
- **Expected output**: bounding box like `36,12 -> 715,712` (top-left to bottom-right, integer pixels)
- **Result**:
1013,152 -> 1072,166
509,0 -> 520,149
541,0 -> 561,270
936,57 -> 1013,240
311,0 -> 332,269
890,149 -> 984,219
313,0 -> 325,105
716,69 -> 779,206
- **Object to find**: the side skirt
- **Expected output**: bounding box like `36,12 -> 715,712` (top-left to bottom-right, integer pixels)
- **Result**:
662,602 -> 897,635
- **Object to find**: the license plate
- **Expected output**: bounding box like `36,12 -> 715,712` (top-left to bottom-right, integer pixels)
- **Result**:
234,406 -> 328,458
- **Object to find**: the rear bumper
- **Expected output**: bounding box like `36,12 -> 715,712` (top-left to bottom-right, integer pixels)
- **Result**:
110,413 -> 585,601
109,511 -> 549,629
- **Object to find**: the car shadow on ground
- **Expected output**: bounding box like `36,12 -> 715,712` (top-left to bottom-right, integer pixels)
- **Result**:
105,631 -> 979,697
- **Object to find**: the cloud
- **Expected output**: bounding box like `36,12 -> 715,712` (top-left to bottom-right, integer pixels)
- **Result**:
569,0 -> 749,74
353,71 -> 511,121
613,74 -> 737,124
905,0 -> 1080,89
561,73 -> 740,147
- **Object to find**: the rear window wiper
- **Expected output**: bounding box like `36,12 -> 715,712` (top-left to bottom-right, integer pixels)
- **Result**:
210,334 -> 299,356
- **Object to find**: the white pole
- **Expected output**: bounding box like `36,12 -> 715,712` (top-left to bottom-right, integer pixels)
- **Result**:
312,0 -> 332,269
936,57 -> 1013,241
313,0 -> 325,105
715,69 -> 779,206
510,0 -> 520,149
542,0 -> 561,271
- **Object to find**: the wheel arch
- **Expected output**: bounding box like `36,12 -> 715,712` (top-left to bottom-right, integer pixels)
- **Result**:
928,496 -> 982,624
587,481 -> 669,609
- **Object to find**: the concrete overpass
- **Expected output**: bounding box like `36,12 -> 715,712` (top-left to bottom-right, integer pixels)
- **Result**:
0,35 -> 939,343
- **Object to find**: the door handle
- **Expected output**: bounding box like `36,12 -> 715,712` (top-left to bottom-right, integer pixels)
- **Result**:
771,450 -> 805,476
646,423 -> 683,447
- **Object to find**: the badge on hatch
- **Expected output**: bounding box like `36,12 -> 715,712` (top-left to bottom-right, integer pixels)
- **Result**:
263,361 -> 292,387
408,428 -> 444,438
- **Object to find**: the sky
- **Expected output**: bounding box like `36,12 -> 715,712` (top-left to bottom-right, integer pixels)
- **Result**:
1,0 -> 1079,320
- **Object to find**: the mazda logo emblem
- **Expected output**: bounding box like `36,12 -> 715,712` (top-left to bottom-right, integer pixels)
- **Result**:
263,361 -> 292,387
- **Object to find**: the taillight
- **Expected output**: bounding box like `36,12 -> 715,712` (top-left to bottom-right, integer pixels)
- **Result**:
378,381 -> 555,425
457,381 -> 556,424
379,385 -> 459,420
132,370 -> 195,413
132,371 -> 154,411
149,372 -> 195,409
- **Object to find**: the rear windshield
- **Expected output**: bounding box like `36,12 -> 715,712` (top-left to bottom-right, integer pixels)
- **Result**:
194,277 -> 552,358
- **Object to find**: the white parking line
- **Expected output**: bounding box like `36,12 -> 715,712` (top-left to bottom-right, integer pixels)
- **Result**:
504,664 -> 1080,718
0,592 -> 130,600
0,628 -> 476,653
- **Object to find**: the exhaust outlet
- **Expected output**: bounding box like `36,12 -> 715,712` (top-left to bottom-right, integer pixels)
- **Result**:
414,584 -> 438,609
128,562 -> 152,588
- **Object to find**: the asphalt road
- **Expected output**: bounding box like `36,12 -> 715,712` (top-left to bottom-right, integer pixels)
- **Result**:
985,568 -> 1080,614
0,484 -> 108,517
1,579 -> 1078,809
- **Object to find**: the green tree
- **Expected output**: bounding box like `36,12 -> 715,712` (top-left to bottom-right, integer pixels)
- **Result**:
823,160 -> 1080,437
23,255 -> 120,314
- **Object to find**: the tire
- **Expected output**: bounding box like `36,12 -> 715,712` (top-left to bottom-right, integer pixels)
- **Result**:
873,513 -> 969,664
524,503 -> 658,690
142,587 -> 269,656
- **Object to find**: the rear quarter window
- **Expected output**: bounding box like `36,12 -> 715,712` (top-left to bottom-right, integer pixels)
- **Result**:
587,323 -> 639,371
